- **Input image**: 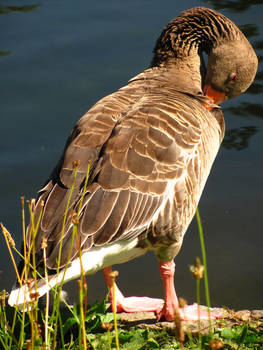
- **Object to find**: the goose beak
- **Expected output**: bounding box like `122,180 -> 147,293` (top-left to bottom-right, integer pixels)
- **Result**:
203,84 -> 227,104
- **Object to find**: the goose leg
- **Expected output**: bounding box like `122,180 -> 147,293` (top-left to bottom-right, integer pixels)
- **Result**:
156,260 -> 222,321
103,263 -> 222,321
156,260 -> 178,321
103,266 -> 164,313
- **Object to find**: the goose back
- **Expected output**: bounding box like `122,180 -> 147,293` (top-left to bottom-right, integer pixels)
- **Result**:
27,71 -> 224,269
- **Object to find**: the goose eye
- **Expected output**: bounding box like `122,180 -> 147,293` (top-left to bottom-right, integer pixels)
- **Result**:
228,72 -> 237,82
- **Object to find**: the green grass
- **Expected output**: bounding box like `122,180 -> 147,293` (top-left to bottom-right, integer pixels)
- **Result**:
1,296 -> 263,349
0,163 -> 263,349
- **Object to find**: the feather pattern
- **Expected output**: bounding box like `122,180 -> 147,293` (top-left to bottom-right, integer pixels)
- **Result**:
28,74 -> 224,269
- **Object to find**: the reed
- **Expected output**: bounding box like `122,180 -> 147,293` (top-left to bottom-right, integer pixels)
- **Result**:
0,162 -> 95,350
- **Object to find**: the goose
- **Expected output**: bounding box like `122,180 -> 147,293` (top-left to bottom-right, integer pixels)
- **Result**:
8,6 -> 257,321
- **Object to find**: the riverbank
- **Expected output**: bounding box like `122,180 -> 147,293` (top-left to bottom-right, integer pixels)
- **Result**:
113,305 -> 263,335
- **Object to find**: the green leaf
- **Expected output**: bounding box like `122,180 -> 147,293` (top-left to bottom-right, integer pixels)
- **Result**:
72,303 -> 80,322
221,328 -> 236,339
121,339 -> 145,350
99,313 -> 115,323
141,328 -> 149,341
63,317 -> 78,335
86,334 -> 109,350
118,330 -> 133,343
238,324 -> 248,346
85,299 -> 107,321
86,316 -> 101,332
146,337 -> 159,348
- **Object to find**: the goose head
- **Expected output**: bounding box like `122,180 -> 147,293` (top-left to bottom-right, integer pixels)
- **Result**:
204,38 -> 258,104
151,7 -> 258,105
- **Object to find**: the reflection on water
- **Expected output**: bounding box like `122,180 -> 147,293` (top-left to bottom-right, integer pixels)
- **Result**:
247,82 -> 263,95
202,0 -> 263,12
222,126 -> 258,150
256,71 -> 263,80
255,41 -> 263,50
0,50 -> 11,56
240,24 -> 259,38
0,4 -> 38,15
0,3 -> 39,56
226,102 -> 263,118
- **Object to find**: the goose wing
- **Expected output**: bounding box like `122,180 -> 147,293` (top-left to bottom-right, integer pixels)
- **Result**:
29,90 -> 202,269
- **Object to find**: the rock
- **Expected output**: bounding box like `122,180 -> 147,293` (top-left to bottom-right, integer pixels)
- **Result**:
106,305 -> 263,335
251,310 -> 263,320
235,310 -> 251,321
117,311 -> 156,323
114,305 -> 228,334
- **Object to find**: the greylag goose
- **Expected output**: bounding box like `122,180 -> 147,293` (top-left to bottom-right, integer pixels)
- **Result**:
9,7 -> 257,321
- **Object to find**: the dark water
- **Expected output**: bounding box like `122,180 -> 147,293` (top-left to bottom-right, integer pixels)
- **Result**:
1,0 -> 262,310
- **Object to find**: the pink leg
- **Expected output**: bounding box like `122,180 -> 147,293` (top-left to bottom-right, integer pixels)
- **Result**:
156,260 -> 178,321
103,266 -> 164,313
157,260 -> 222,321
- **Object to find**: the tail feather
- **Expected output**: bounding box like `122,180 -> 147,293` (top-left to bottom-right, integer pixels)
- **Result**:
8,238 -> 145,308
8,277 -> 55,308
8,266 -> 75,308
